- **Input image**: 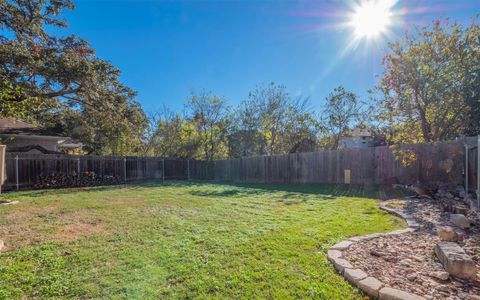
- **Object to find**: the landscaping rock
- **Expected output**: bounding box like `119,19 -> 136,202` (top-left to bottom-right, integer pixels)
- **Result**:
379,287 -> 426,300
330,240 -> 353,251
445,192 -> 454,199
343,268 -> 368,284
357,276 -> 384,298
454,228 -> 466,241
361,233 -> 382,240
437,226 -> 459,242
455,206 -> 469,216
332,257 -> 353,274
434,241 -> 477,279
344,198 -> 480,299
327,250 -> 342,262
429,271 -> 449,281
450,214 -> 471,229
406,218 -> 420,228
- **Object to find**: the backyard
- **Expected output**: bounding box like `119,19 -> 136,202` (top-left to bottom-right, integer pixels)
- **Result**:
0,181 -> 405,299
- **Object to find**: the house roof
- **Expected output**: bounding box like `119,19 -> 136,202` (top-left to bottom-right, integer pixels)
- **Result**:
0,118 -> 62,137
347,127 -> 372,137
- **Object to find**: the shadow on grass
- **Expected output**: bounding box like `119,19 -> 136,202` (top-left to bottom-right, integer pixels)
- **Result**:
196,181 -> 411,200
5,179 -> 412,200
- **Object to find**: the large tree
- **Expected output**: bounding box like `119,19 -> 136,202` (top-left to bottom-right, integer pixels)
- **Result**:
145,108 -> 200,158
233,83 -> 321,156
0,0 -> 148,155
1,0 -> 118,109
321,86 -> 364,149
376,17 -> 480,143
185,90 -> 230,160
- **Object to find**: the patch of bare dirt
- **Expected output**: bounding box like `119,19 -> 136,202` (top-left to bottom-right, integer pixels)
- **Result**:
1,205 -> 109,250
6,202 -> 61,221
52,221 -> 106,242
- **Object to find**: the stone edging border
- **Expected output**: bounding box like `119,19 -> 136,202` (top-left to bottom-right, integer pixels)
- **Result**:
327,202 -> 426,300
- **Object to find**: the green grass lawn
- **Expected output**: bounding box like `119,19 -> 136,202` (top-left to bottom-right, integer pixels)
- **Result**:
0,181 -> 405,299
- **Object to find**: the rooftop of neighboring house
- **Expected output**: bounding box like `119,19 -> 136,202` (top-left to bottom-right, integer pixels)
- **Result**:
0,118 -> 83,154
345,127 -> 372,138
0,118 -> 62,137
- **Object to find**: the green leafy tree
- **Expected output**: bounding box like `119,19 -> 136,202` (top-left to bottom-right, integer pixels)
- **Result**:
0,0 -> 149,154
0,81 -> 48,120
376,17 -> 480,143
321,86 -> 364,149
234,83 -> 321,156
146,108 -> 200,158
185,91 -> 230,160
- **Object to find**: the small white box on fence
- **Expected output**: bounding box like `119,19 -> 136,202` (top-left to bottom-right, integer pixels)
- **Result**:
344,169 -> 351,184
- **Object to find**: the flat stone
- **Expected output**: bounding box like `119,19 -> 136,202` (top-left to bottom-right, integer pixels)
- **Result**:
331,257 -> 353,274
379,287 -> 426,300
357,276 -> 384,298
434,241 -> 477,279
450,214 -> 471,229
445,192 -> 454,199
454,228 -> 466,241
406,218 -> 420,228
429,270 -> 449,281
348,236 -> 362,242
343,268 -> 368,284
361,233 -> 382,241
454,206 -> 469,215
327,250 -> 342,262
380,205 -> 410,219
437,226 -> 459,242
330,240 -> 353,251
387,228 -> 415,235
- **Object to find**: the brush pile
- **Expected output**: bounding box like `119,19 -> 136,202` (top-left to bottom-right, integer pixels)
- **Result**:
33,172 -> 121,189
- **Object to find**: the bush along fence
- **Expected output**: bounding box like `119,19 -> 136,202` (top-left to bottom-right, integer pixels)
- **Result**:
4,153 -> 214,191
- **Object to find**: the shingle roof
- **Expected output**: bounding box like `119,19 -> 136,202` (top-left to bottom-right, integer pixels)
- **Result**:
0,118 -> 62,136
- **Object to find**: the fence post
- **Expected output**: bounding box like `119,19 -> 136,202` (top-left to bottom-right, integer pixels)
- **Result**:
464,143 -> 469,204
124,157 -> 127,184
145,157 -> 148,180
162,158 -> 165,184
477,136 -> 480,210
15,155 -> 19,191
187,159 -> 190,180
77,157 -> 81,181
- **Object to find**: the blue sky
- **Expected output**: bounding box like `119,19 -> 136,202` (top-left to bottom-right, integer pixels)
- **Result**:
61,0 -> 480,113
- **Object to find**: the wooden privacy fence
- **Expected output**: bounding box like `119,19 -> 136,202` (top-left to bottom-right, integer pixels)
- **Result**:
4,153 -> 214,191
213,139 -> 469,186
3,138 -> 477,191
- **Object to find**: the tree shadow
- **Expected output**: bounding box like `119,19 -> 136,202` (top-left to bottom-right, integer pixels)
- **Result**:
189,189 -> 266,197
2,179 -> 411,201
197,181 -> 411,200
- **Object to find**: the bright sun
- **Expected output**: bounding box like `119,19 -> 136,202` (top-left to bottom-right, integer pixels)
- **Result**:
350,0 -> 394,39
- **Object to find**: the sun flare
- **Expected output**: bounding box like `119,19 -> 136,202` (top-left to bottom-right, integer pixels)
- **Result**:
350,0 -> 394,39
